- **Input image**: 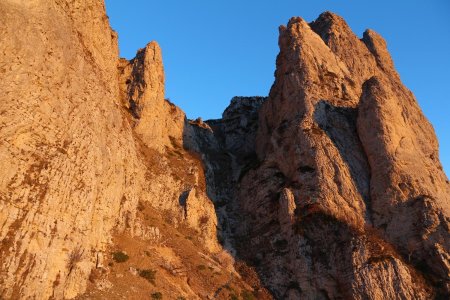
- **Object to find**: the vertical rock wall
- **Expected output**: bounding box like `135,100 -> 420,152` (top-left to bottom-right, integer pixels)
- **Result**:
0,0 -> 143,298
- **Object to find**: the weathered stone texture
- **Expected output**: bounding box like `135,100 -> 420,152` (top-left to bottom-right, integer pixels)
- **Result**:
0,0 -> 143,298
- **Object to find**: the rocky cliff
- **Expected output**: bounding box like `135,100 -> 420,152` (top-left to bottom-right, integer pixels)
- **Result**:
0,1 -> 143,298
0,1 -> 248,298
236,13 -> 450,299
0,2 -> 448,299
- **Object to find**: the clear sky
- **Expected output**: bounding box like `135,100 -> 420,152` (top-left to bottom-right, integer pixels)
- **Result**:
105,0 -> 449,175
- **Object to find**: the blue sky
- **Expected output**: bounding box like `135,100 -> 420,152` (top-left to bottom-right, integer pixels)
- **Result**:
105,0 -> 449,175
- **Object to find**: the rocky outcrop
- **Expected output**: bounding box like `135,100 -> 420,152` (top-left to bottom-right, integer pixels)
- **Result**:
118,44 -> 220,253
237,12 -> 450,299
118,42 -> 186,153
181,188 -> 220,252
358,76 -> 450,286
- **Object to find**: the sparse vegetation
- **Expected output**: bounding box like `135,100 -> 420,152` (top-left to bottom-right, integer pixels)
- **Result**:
112,251 -> 129,263
367,255 -> 393,264
230,294 -> 238,300
52,273 -> 61,288
88,269 -> 101,283
139,269 -> 157,284
67,247 -> 83,274
151,292 -> 162,299
196,264 -> 206,271
169,136 -> 182,149
199,215 -> 209,226
241,290 -> 256,300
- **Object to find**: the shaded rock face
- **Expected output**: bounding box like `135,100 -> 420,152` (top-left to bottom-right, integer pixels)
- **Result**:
0,2 -> 449,300
221,96 -> 266,160
183,96 -> 266,255
237,12 -> 450,299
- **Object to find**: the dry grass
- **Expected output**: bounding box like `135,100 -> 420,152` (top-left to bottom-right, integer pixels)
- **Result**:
112,251 -> 129,263
150,291 -> 162,299
78,201 -> 267,299
139,269 -> 156,284
67,246 -> 83,274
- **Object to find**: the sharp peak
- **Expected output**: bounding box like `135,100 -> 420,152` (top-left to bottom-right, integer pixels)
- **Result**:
317,11 -> 344,20
286,11 -> 343,25
310,11 -> 349,30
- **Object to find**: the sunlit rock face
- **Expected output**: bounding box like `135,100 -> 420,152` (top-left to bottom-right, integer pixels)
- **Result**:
0,2 -> 448,299
0,0 -> 144,298
0,1 -> 215,298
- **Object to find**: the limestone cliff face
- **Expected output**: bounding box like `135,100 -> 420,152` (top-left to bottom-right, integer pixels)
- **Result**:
0,1 -> 144,298
0,1 -> 220,299
0,2 -> 449,300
